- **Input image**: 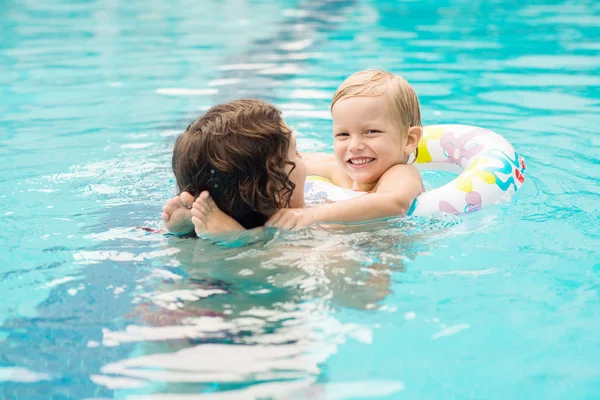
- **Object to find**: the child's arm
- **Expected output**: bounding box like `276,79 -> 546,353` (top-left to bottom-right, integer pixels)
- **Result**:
266,164 -> 423,229
300,152 -> 336,179
300,152 -> 354,187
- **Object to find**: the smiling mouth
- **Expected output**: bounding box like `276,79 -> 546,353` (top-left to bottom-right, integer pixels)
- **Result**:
347,157 -> 375,167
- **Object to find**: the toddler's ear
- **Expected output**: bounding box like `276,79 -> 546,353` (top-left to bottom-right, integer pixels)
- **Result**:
405,126 -> 422,155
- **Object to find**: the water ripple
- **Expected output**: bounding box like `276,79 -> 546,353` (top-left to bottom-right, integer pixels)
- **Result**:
1,0 -> 599,398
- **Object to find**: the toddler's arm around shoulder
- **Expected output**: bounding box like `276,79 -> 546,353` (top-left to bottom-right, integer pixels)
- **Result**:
374,164 -> 424,212
301,152 -> 336,179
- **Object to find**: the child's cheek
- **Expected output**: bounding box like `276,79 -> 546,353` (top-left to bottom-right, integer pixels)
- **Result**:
333,145 -> 345,164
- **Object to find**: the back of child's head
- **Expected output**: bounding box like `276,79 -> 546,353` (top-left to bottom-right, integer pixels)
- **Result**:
332,69 -> 422,132
172,99 -> 296,229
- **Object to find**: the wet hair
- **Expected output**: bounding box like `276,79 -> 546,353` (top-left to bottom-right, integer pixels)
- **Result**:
172,99 -> 296,229
331,69 -> 422,133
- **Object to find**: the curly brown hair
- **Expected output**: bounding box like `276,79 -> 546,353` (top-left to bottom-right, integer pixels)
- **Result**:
172,99 -> 296,229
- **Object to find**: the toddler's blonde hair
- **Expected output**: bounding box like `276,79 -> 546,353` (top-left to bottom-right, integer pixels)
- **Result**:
331,70 -> 422,133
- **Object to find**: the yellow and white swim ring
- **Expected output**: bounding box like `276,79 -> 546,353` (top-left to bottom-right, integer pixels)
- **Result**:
304,124 -> 526,216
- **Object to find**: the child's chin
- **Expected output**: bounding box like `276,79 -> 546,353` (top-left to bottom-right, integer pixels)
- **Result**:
351,173 -> 376,183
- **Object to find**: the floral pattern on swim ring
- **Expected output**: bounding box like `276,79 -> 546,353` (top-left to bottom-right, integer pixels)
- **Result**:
439,191 -> 482,214
455,158 -> 496,192
518,155 -> 526,171
440,128 -> 485,168
416,126 -> 445,163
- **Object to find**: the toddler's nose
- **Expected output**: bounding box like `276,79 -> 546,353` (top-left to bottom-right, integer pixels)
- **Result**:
348,136 -> 365,152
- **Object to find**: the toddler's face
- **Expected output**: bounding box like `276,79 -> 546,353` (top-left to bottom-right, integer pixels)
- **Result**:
332,94 -> 408,190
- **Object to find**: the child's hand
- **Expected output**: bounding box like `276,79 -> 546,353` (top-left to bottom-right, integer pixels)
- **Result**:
161,192 -> 195,234
265,208 -> 315,230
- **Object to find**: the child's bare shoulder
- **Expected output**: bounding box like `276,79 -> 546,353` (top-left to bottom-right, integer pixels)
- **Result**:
375,164 -> 424,193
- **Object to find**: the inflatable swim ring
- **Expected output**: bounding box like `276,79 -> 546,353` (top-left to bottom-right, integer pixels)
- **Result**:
304,124 -> 526,216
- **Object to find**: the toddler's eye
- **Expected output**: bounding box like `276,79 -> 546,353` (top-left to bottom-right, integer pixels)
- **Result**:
335,132 -> 349,138
366,129 -> 381,134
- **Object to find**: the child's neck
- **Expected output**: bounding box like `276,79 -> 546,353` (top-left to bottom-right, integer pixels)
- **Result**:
352,181 -> 377,192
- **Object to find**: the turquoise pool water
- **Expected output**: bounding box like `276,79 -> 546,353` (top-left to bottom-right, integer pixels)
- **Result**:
1,0 -> 599,398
